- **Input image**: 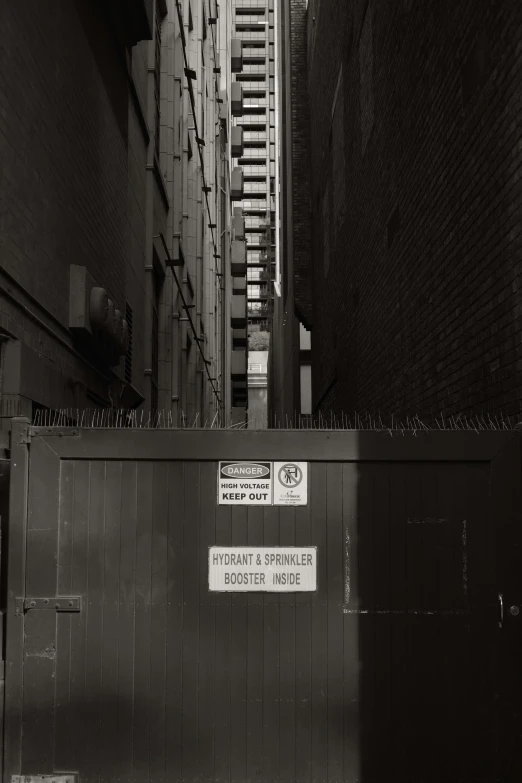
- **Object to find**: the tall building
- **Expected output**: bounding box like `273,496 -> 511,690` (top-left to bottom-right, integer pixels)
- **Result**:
270,0 -> 312,425
273,0 -> 522,423
230,0 -> 280,342
0,0 -> 241,444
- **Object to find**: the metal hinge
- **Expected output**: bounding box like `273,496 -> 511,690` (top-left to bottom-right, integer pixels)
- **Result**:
12,776 -> 78,783
30,427 -> 80,438
18,430 -> 31,445
15,597 -> 82,616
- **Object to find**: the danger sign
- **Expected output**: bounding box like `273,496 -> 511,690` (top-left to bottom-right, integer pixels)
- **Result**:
218,461 -> 272,505
217,461 -> 308,506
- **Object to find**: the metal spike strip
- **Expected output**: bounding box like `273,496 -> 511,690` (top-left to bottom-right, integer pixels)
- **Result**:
25,408 -> 522,431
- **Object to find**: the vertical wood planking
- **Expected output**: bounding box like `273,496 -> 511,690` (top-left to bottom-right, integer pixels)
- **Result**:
229,503 -> 248,783
278,504 -> 296,783
117,461 -> 138,780
213,499 -> 232,783
310,463 -> 327,780
490,436 -> 522,781
342,462 -> 360,782
100,461 -> 122,782
67,460 -> 90,775
460,463 -> 494,780
294,494 -> 312,783
428,465 -> 457,772
387,462 -> 407,773
356,463 -> 375,777
402,464 -> 422,773
54,460 -> 75,772
150,462 -> 169,783
432,463 -> 467,775
198,462 -> 216,783
326,463 -> 344,783
181,462 -> 201,781
133,461 -> 154,781
369,464 -> 391,776
246,504 -> 264,783
262,505 -> 279,783
166,462 -> 184,783
21,439 -> 61,772
83,460 -> 106,780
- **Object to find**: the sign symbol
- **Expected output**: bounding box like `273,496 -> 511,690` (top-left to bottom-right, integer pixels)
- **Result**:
278,463 -> 303,487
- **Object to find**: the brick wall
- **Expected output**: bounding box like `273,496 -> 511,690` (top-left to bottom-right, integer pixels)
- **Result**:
0,0 -> 151,417
0,1 -> 130,322
308,0 -> 522,420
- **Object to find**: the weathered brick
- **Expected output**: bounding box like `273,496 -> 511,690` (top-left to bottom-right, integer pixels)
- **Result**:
0,0 -> 149,412
305,0 -> 522,420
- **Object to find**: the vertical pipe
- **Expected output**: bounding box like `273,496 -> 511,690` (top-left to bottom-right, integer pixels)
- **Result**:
273,0 -> 281,295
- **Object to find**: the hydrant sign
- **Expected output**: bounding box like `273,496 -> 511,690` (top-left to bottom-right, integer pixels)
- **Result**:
209,546 -> 317,592
218,461 -> 308,505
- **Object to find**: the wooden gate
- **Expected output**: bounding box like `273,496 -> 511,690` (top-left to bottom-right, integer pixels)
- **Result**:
3,419 -> 522,782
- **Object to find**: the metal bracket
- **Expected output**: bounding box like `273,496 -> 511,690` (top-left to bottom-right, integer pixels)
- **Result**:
15,426 -> 32,445
15,597 -> 82,616
30,427 -> 80,438
12,776 -> 77,783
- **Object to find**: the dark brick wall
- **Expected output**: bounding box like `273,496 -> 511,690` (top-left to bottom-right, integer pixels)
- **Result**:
307,0 -> 522,419
0,0 -> 129,323
0,0 -> 153,419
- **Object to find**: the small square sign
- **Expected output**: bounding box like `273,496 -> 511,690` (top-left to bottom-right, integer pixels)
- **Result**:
273,462 -> 308,506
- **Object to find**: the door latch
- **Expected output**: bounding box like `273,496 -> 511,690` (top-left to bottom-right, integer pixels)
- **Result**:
15,597 -> 82,616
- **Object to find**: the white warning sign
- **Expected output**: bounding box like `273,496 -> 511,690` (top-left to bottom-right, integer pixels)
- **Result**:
218,461 -> 272,505
273,461 -> 308,506
209,546 -> 317,592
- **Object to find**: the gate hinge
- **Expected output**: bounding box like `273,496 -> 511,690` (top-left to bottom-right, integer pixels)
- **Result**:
12,776 -> 78,783
15,597 -> 82,616
30,427 -> 80,438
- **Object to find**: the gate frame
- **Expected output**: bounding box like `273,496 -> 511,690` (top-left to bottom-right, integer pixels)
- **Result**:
2,417 -> 520,781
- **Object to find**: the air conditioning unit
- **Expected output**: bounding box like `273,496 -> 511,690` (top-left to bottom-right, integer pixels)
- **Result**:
231,38 -> 243,73
231,240 -> 247,276
231,349 -> 247,379
231,293 -> 247,328
231,126 -> 244,158
231,82 -> 244,117
232,212 -> 245,240
231,168 -> 244,200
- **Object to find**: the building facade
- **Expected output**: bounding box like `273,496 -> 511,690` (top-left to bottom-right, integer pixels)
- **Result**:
273,0 -> 522,422
0,0 -> 242,445
230,0 -> 280,338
